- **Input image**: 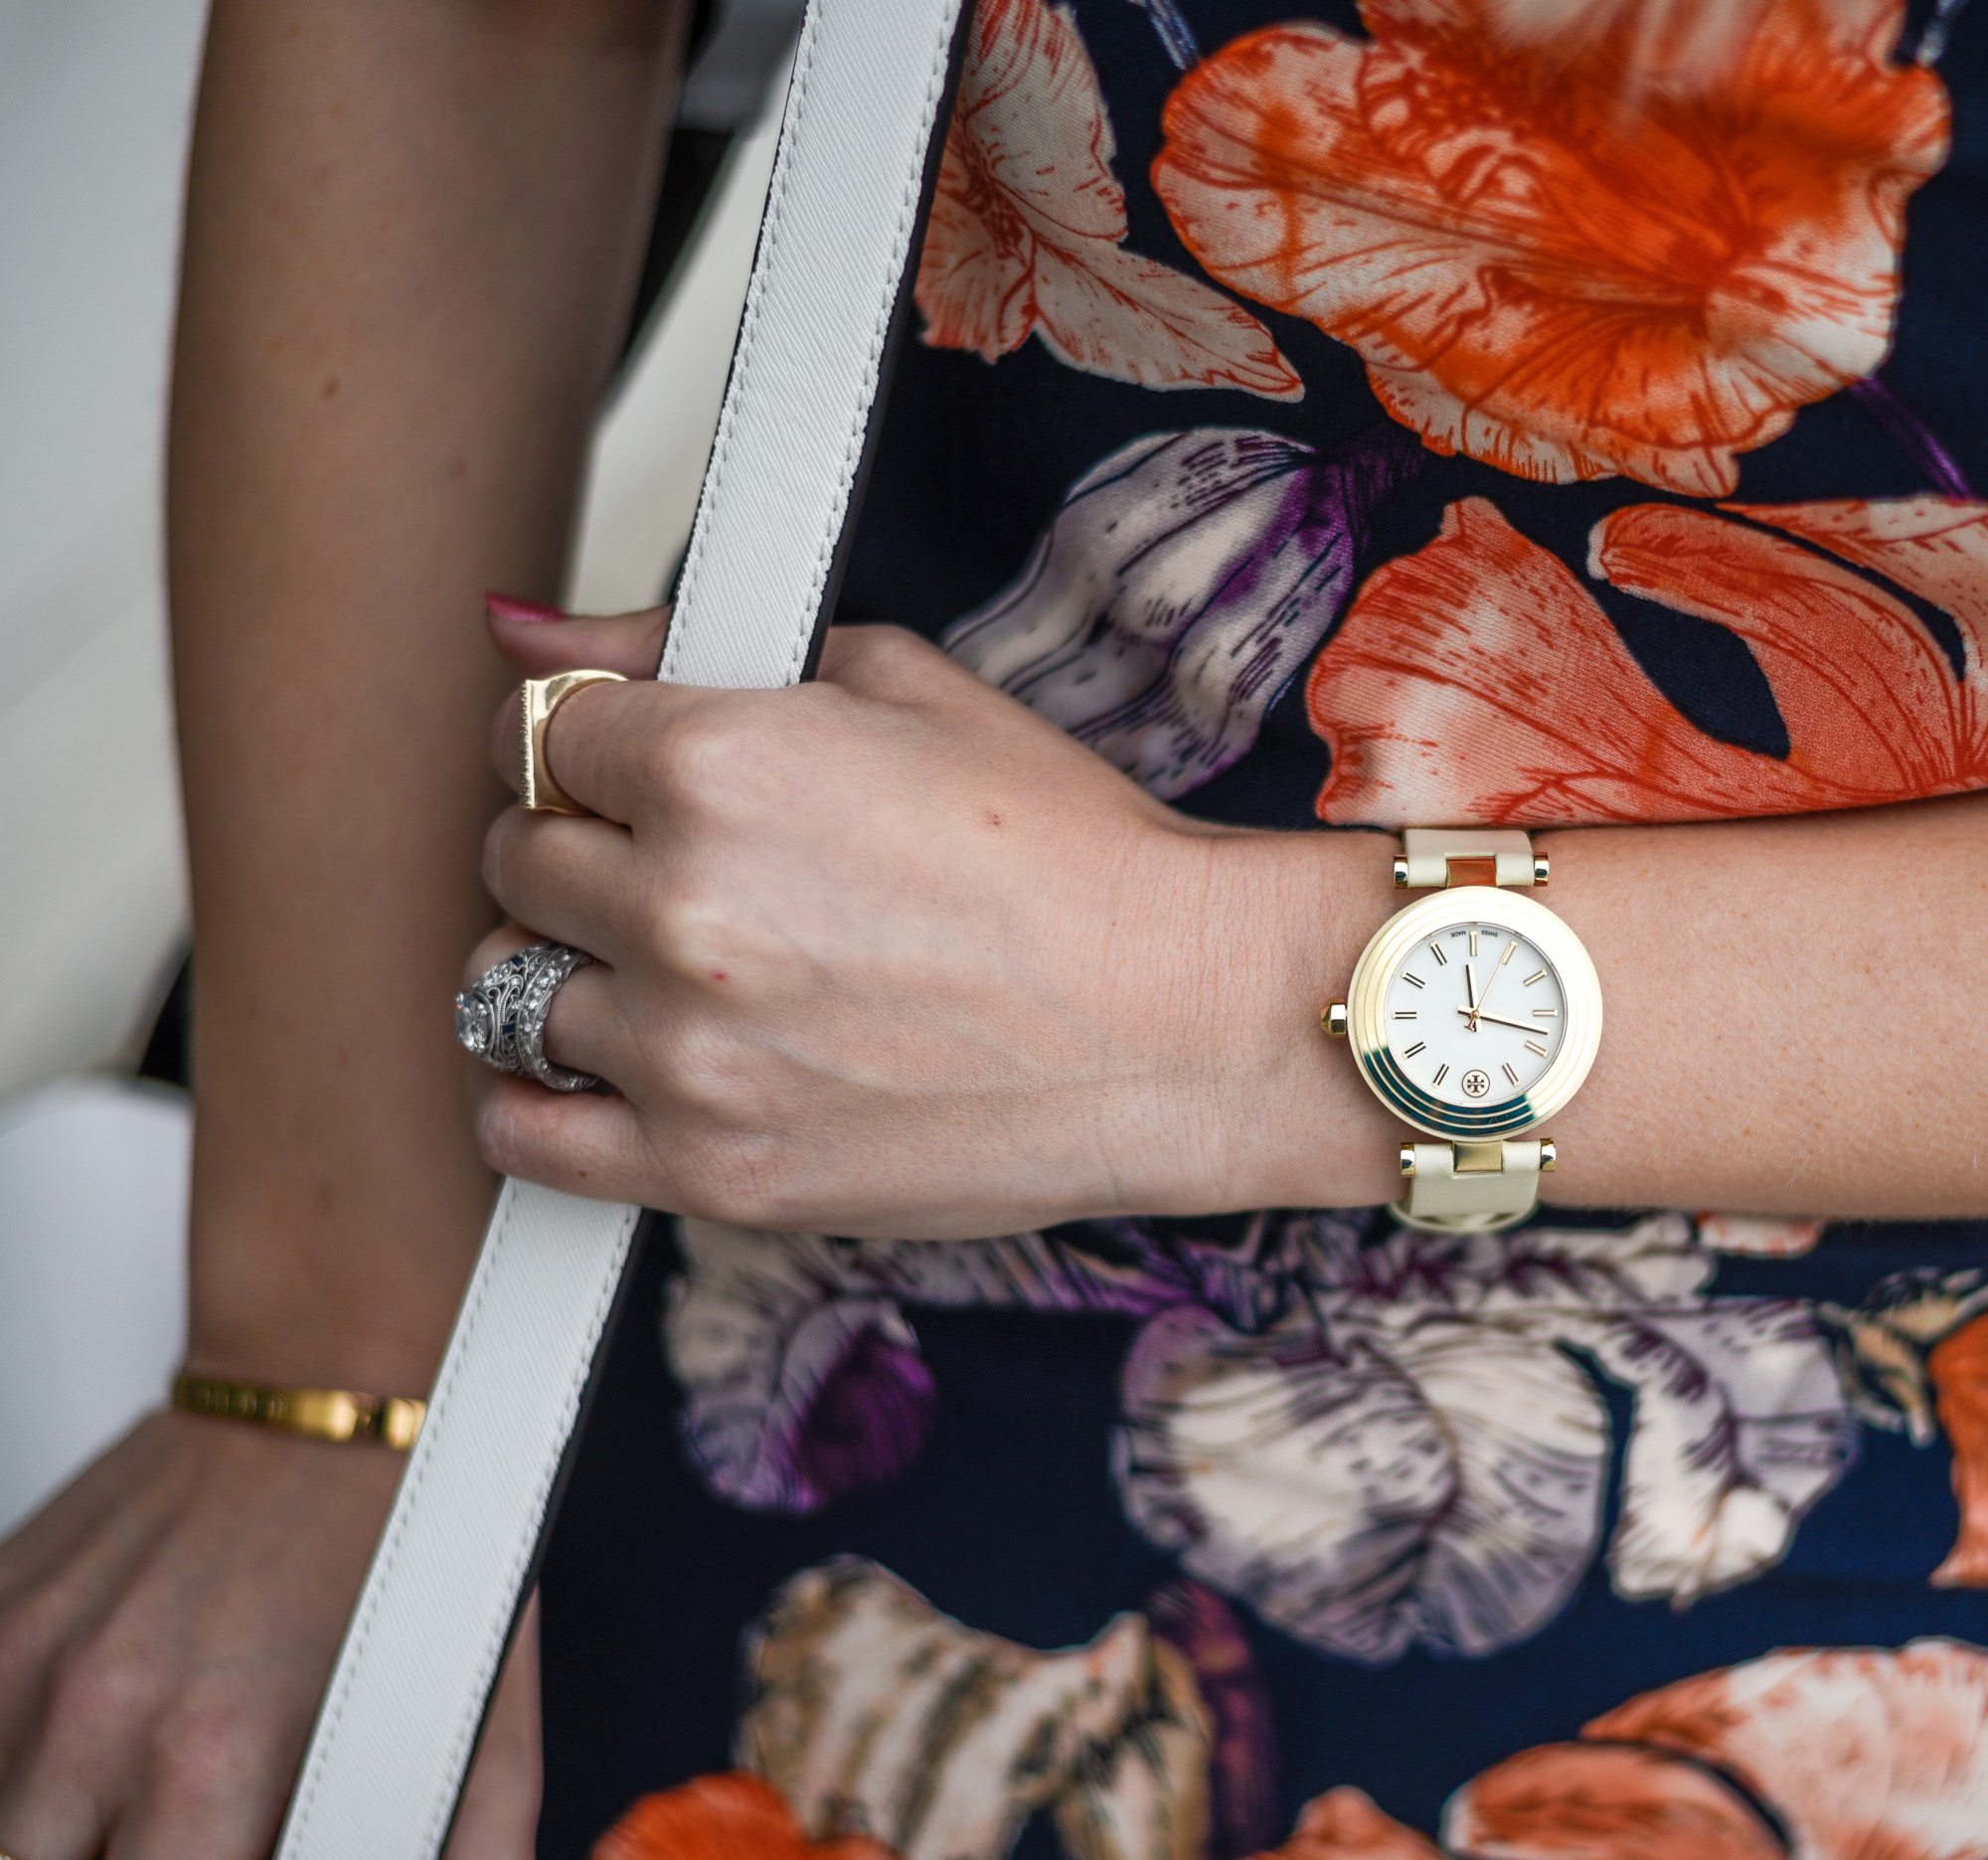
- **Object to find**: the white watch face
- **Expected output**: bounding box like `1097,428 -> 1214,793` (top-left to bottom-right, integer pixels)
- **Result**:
1380,922 -> 1567,1111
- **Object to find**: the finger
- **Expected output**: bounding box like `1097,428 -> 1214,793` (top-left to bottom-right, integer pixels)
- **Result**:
443,1594 -> 541,1860
461,923 -> 540,990
486,674 -> 703,815
459,951 -> 622,1088
472,1075 -> 660,1204
485,594 -> 671,680
486,668 -> 645,800
530,679 -> 771,828
480,811 -> 641,963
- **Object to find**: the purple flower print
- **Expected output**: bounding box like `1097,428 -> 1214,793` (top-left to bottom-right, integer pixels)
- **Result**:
666,1220 -> 1168,1513
788,1321 -> 937,1509
942,426 -> 1422,800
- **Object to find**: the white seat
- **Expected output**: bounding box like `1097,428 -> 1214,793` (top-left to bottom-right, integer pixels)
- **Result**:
0,1079 -> 191,1535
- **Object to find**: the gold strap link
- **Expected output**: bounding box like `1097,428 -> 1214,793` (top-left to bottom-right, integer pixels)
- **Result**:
1395,1139 -> 1557,1233
1395,826 -> 1548,891
172,1373 -> 426,1450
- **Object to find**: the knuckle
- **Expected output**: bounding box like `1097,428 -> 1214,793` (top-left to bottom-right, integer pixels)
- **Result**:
47,1637 -> 156,1739
837,622 -> 936,690
863,623 -> 925,665
0,1590 -> 59,1684
646,709 -> 741,801
146,1694 -> 273,1817
647,889 -> 733,978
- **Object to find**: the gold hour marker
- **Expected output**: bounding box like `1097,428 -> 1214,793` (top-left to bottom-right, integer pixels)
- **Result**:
1525,1039 -> 1549,1057
1468,929 -> 1480,957
1432,1064 -> 1450,1087
1404,1041 -> 1426,1058
1533,1007 -> 1558,1018
1503,1063 -> 1519,1086
1394,1010 -> 1417,1020
1523,968 -> 1548,986
1430,943 -> 1448,967
1404,972 -> 1425,989
1499,941 -> 1517,969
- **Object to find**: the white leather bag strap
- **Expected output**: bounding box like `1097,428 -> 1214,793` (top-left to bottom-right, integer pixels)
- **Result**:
273,2 -> 968,1851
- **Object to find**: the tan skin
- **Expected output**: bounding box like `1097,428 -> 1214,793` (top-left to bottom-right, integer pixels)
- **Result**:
0,1 -> 686,1854
0,1 -> 1984,1853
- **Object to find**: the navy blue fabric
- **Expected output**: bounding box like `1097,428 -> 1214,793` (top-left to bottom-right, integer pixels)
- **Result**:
538,3 -> 1988,1853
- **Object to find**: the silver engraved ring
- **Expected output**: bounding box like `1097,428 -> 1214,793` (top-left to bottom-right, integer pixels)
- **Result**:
455,941 -> 600,1093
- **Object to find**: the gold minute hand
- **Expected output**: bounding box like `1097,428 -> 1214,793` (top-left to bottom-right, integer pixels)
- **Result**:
1457,1006 -> 1551,1037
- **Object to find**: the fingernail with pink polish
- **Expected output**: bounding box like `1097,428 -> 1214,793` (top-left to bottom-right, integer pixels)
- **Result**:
486,592 -> 571,624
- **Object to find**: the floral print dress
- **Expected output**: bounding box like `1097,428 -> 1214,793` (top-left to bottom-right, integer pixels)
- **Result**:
538,3 -> 1988,1856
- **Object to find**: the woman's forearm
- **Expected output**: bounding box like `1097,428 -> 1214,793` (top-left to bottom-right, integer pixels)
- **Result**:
1534,793 -> 1986,1217
168,0 -> 687,1393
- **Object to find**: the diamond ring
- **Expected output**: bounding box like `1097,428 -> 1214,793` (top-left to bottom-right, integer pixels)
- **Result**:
455,942 -> 599,1092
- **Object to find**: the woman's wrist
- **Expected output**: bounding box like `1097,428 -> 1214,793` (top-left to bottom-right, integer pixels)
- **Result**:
184,1132 -> 497,1396
1142,820 -> 1406,1217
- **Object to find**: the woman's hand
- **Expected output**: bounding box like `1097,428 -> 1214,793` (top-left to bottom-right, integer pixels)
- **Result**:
0,1413 -> 539,1859
470,608 -> 1405,1237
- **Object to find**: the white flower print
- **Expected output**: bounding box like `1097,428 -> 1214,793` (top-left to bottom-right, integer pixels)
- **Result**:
664,1212 -> 1852,1662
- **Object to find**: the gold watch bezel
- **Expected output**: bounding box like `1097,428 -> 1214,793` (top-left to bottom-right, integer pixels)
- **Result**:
1345,888 -> 1601,1141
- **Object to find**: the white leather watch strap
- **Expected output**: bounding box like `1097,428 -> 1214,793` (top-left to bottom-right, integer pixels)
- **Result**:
1399,1139 -> 1552,1227
1397,826 -> 1546,891
274,3 -> 968,1852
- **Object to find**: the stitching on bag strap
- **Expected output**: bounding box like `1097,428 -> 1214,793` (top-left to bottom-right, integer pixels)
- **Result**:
662,0 -> 959,691
661,0 -> 825,687
792,0 -> 959,682
281,1188 -> 635,1850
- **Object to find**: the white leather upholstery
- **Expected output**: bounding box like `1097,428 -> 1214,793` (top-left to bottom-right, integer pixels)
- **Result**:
274,1 -> 966,1849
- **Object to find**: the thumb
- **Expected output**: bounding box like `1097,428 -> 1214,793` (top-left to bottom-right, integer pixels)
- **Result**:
486,593 -> 671,680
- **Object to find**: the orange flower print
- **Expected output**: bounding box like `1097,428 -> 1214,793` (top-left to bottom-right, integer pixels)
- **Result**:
1307,495 -> 1988,827
1151,0 -> 1948,493
594,1773 -> 896,1860
1560,1640 -> 1988,1858
1930,1313 -> 1988,1588
913,0 -> 1300,399
1251,1641 -> 1988,1859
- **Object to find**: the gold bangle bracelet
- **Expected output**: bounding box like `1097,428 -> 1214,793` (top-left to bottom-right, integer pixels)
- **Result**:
171,1372 -> 426,1451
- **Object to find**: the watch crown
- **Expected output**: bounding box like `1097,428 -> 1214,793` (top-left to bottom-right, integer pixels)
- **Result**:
1323,1001 -> 1348,1039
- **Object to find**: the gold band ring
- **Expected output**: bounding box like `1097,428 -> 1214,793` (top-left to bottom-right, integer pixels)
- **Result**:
519,669 -> 627,814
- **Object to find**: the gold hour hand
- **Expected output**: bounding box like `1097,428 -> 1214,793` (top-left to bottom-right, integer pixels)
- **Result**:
1463,959 -> 1480,1029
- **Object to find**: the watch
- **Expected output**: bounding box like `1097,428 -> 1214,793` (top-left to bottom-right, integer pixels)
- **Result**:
1324,828 -> 1602,1233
